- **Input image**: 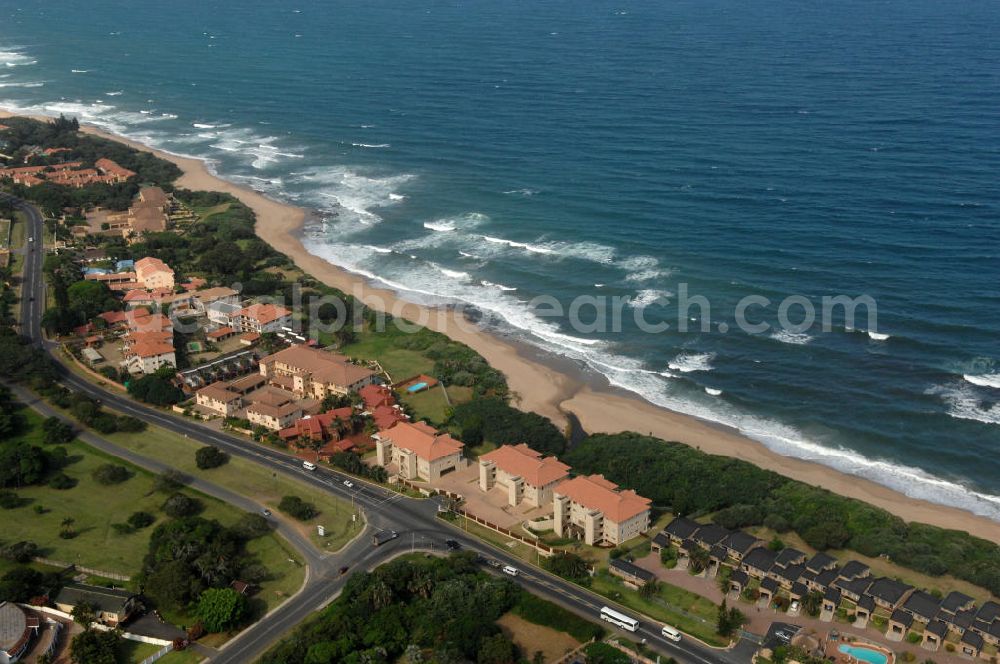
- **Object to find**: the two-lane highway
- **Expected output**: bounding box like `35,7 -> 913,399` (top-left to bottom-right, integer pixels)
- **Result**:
10,194 -> 753,664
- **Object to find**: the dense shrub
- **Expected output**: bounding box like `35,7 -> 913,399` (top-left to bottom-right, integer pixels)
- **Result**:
92,464 -> 130,485
278,495 -> 317,521
195,445 -> 229,470
449,398 -> 566,456
565,432 -> 1000,596
48,473 -> 77,490
127,511 -> 156,529
161,492 -> 203,518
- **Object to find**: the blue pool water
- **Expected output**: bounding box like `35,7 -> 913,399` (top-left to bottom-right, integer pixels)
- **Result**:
407,383 -> 429,394
1,0 -> 998,517
839,644 -> 889,664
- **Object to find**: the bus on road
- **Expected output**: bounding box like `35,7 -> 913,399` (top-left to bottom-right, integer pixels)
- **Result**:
600,606 -> 639,632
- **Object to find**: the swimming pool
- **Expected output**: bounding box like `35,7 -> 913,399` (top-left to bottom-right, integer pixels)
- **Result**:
407,382 -> 428,393
838,643 -> 889,664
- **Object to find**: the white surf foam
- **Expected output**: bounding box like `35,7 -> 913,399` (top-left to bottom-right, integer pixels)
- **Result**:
483,235 -> 555,255
503,188 -> 539,196
630,289 -> 671,308
928,383 -> 1000,426
705,387 -> 723,396
351,142 -> 390,148
668,352 -> 715,373
423,212 -> 488,233
964,373 -> 1000,390
296,166 -> 413,224
770,330 -> 814,345
481,280 -> 517,292
867,330 -> 890,341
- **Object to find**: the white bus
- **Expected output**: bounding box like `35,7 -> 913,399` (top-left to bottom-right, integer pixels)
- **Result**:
600,606 -> 639,632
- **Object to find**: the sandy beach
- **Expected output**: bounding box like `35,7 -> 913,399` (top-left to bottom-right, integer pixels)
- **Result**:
6,109 -> 1000,545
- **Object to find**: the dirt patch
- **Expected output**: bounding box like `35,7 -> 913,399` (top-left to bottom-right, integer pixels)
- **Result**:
496,612 -> 579,663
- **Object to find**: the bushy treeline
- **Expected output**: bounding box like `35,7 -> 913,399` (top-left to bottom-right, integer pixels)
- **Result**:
449,398 -> 566,456
565,432 -> 1000,596
262,553 -> 578,664
139,512 -> 270,619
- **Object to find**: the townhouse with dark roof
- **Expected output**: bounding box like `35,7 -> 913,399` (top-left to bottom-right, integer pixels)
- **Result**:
805,552 -> 838,574
887,608 -> 914,641
721,530 -> 762,561
662,516 -> 700,546
742,547 -> 778,578
772,548 -> 807,570
901,590 -> 941,624
923,619 -> 948,651
865,577 -> 914,610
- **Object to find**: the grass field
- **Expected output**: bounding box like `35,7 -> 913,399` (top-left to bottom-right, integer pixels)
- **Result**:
589,572 -> 726,646
402,384 -> 451,424
340,328 -> 435,382
103,422 -> 363,552
3,409 -> 306,623
496,612 -> 580,662
0,217 -> 10,248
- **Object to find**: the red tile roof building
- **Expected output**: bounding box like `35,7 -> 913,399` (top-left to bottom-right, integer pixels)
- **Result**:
278,407 -> 355,445
234,303 -> 293,334
553,474 -> 651,546
374,421 -> 465,482
479,443 -> 571,508
258,345 -> 377,398
134,256 -> 175,289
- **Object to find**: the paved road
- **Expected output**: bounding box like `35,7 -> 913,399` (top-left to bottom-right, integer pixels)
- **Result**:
9,194 -> 754,664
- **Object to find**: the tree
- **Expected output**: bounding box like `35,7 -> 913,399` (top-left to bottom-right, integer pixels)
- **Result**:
42,417 -> 74,444
154,469 -> 186,493
545,552 -> 591,585
127,511 -> 156,529
278,495 -> 317,521
127,373 -> 184,406
195,445 -> 229,470
0,567 -> 45,602
583,643 -> 630,664
688,545 -> 711,575
70,628 -> 120,664
716,599 -> 746,637
639,577 -> 661,599
162,492 -> 203,518
1,541 -> 39,563
71,601 -> 97,627
477,633 -> 516,664
92,463 -> 130,485
803,590 -> 823,617
196,587 -> 249,632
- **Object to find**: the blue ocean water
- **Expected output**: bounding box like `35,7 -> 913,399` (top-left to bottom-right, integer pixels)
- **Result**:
2,0 -> 999,516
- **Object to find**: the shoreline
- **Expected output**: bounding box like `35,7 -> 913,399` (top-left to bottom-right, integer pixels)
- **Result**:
6,109 -> 1000,545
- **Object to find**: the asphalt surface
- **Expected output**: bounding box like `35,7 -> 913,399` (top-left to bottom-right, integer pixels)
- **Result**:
8,193 -> 755,664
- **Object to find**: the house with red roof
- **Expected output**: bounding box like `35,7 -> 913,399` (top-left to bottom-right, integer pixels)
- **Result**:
479,443 -> 571,508
553,474 -> 651,546
235,303 -> 292,334
374,421 -> 465,482
278,407 -> 355,446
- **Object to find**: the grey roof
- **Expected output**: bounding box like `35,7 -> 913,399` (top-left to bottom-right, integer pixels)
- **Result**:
710,544 -> 729,561
762,622 -> 801,650
925,620 -> 948,638
941,591 -> 974,614
652,532 -> 670,548
805,552 -> 837,573
790,582 -> 808,598
902,590 -> 941,619
835,576 -> 873,598
743,547 -> 777,572
55,583 -> 135,615
839,560 -> 870,580
730,569 -> 749,586
722,530 -> 760,556
609,558 -> 654,583
761,577 -> 779,593
858,595 -> 876,612
977,601 -> 1000,623
693,523 -> 730,547
973,619 -> 991,635
775,563 -> 806,583
988,621 -> 1000,639
943,608 -> 975,630
866,577 -> 912,605
773,548 -> 806,569
824,587 -> 842,604
664,517 -> 700,541
815,568 -> 840,589
961,630 -> 984,650
890,608 -> 913,629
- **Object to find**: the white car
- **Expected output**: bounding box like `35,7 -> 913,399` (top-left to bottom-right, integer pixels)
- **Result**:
789,600 -> 800,614
502,565 -> 519,577
343,479 -> 354,488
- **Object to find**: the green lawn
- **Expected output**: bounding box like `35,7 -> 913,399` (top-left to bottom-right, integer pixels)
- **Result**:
158,650 -> 204,664
0,217 -> 10,248
3,412 -> 244,575
3,408 -> 306,624
589,572 -> 726,646
103,422 -> 363,552
119,639 -> 162,663
402,384 -> 452,425
340,328 -> 435,382
11,210 -> 26,248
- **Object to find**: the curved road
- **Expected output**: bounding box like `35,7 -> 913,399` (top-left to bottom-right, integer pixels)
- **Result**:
8,193 -> 754,664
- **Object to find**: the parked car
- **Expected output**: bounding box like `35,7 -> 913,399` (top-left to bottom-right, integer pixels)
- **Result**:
261,508 -> 272,517
445,539 -> 460,550
339,566 -> 349,576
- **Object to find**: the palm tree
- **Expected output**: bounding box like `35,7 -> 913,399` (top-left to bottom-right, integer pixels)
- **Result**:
688,545 -> 711,575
